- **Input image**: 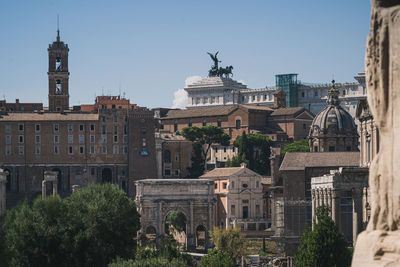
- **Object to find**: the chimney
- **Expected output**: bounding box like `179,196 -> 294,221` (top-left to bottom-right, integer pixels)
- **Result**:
273,90 -> 286,109
15,99 -> 19,104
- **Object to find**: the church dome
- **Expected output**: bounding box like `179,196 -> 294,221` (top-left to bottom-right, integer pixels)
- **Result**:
309,80 -> 358,152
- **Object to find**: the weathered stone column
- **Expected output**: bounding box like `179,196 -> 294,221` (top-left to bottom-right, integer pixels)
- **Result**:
318,189 -> 323,207
353,1 -> 400,265
311,189 -> 316,223
328,188 -> 333,211
332,189 -> 341,231
0,170 -> 7,216
42,180 -> 47,200
72,184 -> 80,193
352,188 -> 363,245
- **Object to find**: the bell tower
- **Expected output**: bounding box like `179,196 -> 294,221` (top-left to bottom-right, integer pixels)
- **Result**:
48,27 -> 69,112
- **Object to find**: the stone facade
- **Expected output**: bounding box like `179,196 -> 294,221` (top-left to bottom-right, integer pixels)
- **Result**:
200,165 -> 267,231
311,167 -> 368,244
135,179 -> 215,251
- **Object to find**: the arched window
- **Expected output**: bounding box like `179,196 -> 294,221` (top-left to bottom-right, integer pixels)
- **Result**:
56,80 -> 62,93
56,57 -> 61,71
164,150 -> 171,163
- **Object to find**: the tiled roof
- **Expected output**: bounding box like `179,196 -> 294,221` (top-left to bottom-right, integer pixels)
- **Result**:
163,106 -> 238,119
200,167 -> 245,178
271,107 -> 306,116
163,105 -> 272,120
0,112 -> 99,121
279,152 -> 360,171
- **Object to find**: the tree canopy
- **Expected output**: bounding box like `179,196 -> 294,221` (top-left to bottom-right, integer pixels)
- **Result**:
226,132 -> 272,175
0,183 -> 140,267
182,125 -> 230,177
281,139 -> 310,155
294,206 -> 352,267
209,227 -> 247,259
200,248 -> 235,267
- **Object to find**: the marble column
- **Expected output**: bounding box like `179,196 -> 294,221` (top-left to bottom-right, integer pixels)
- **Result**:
352,188 -> 363,244
318,189 -> 323,207
311,189 -> 316,223
0,170 -> 6,216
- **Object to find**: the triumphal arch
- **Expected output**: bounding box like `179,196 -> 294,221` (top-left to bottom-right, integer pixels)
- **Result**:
135,179 -> 215,251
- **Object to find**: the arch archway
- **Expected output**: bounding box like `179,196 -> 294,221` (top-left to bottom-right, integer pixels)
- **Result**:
145,225 -> 157,243
196,225 -> 207,249
165,210 -> 187,246
102,168 -> 112,183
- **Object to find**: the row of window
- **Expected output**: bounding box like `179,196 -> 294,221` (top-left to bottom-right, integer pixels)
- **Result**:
215,180 -> 260,190
4,123 -> 132,134
4,145 -> 129,155
5,135 -> 129,144
241,94 -> 272,103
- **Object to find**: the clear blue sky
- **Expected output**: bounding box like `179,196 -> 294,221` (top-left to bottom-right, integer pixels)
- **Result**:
0,0 -> 370,108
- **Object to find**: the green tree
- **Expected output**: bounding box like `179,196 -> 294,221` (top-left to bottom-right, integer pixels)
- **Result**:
166,210 -> 186,232
182,125 -> 230,177
209,227 -> 247,259
0,183 -> 141,267
281,139 -> 310,155
294,206 -> 352,267
200,249 -> 235,267
228,132 -> 271,175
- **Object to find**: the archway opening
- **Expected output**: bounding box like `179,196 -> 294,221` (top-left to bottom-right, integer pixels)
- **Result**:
165,210 -> 187,247
102,168 -> 112,184
145,225 -> 157,244
196,225 -> 206,250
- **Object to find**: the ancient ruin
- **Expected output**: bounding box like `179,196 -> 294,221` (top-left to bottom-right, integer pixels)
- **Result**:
352,1 -> 400,265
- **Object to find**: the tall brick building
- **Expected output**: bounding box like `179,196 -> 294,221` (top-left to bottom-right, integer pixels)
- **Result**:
1,31 -> 156,208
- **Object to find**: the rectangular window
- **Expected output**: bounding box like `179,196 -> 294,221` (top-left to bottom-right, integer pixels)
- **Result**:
102,146 -> 107,154
231,181 -> 235,189
114,126 -> 118,134
188,121 -> 192,127
231,205 -> 236,216
54,124 -> 59,131
175,155 -> 179,162
113,145 -> 119,154
91,167 -> 95,175
90,146 -> 95,154
114,116 -> 118,122
35,124 -> 40,131
101,135 -> 107,143
79,135 -> 84,143
236,120 -> 241,130
35,135 -> 40,143
54,146 -> 59,154
79,124 -> 84,131
217,120 -> 221,127
123,135 -> 128,143
164,169 -> 171,176
123,146 -> 128,154
142,138 -> 146,147
90,135 -> 95,143
114,135 -> 118,143
19,124 -> 24,131
124,125 -> 128,134
90,124 -> 95,131
5,145 -> 11,155
54,135 -> 59,143
202,121 -> 206,126
223,182 -> 227,189
68,146 -> 73,154
5,124 -> 10,132
215,183 -> 218,189
19,146 -> 24,155
68,124 -> 73,131
35,145 -> 40,154
79,146 -> 84,154
68,135 -> 73,143
141,127 -> 146,134
102,125 -> 106,134
19,135 -> 24,143
6,136 -> 11,144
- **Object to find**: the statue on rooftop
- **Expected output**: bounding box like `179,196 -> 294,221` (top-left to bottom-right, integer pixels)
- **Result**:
207,52 -> 233,78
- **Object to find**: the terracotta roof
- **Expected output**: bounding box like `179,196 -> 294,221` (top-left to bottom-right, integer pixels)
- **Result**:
200,166 -> 261,178
261,177 -> 272,185
271,107 -> 306,116
163,105 -> 273,120
163,106 -> 238,119
279,152 -> 360,171
0,113 -> 99,121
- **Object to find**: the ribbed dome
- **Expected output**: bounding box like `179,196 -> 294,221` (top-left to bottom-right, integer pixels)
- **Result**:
309,81 -> 357,136
308,80 -> 358,152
